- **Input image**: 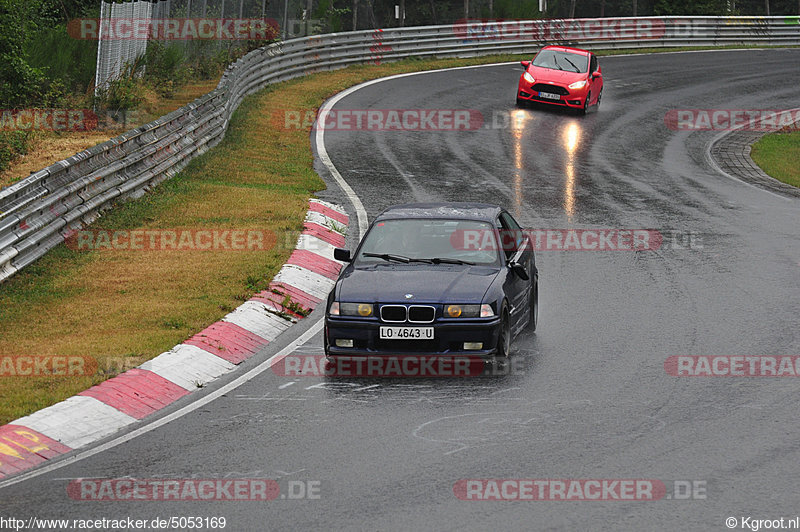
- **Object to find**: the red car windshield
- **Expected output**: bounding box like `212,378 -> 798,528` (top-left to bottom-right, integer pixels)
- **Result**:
532,50 -> 589,74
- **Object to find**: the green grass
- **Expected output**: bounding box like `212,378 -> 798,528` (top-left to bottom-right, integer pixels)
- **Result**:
750,130 -> 800,188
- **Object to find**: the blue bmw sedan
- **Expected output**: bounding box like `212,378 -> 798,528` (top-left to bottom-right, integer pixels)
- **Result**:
324,203 -> 538,358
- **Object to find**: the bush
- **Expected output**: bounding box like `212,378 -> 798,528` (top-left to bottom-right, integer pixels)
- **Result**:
25,24 -> 98,99
94,74 -> 143,112
141,41 -> 191,97
0,130 -> 34,173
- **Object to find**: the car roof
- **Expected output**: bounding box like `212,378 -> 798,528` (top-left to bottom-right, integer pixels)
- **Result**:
374,202 -> 503,223
540,45 -> 591,56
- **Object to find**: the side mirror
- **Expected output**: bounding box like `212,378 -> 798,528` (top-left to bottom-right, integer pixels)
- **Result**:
591,70 -> 601,80
333,248 -> 351,262
520,60 -> 531,68
508,261 -> 529,281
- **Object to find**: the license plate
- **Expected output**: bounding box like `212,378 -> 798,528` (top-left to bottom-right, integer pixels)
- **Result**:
379,326 -> 434,340
539,91 -> 560,100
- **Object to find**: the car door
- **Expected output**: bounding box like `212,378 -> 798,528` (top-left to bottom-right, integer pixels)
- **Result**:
497,212 -> 532,335
589,53 -> 602,104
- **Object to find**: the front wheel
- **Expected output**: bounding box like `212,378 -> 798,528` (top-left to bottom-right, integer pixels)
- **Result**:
496,306 -> 511,358
323,324 -> 331,359
528,279 -> 538,331
580,92 -> 591,115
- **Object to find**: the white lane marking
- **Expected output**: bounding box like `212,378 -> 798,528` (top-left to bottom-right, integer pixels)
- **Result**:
272,264 -> 336,299
305,209 -> 342,229
278,381 -> 296,389
140,344 -> 237,391
295,233 -> 339,260
223,300 -> 296,341
316,97 -> 369,239
352,385 -> 381,392
12,396 -> 137,450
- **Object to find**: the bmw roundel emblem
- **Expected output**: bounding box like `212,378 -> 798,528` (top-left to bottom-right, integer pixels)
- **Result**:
404,294 -> 414,299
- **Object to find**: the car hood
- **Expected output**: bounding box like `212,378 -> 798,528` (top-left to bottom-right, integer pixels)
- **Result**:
530,66 -> 586,84
336,265 -> 499,304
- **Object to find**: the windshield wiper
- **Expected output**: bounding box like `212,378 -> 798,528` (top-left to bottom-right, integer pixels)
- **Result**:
363,253 -> 411,263
425,257 -> 476,265
563,57 -> 581,73
552,57 -> 565,70
362,253 -> 432,264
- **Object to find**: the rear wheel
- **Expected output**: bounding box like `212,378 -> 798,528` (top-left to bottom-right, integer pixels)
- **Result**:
496,306 -> 511,358
596,88 -> 602,108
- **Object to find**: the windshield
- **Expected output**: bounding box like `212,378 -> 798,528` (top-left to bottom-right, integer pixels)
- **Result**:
355,218 -> 501,266
532,49 -> 589,73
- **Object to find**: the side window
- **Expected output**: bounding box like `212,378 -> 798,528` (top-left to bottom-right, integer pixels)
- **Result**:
498,212 -> 523,260
590,55 -> 598,73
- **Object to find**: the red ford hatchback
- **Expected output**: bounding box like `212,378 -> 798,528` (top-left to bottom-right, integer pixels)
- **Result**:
516,45 -> 603,114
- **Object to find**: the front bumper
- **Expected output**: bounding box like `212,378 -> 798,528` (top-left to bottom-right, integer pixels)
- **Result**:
325,316 -> 502,358
517,82 -> 586,108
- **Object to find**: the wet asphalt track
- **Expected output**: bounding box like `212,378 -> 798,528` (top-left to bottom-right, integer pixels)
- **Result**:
2,49 -> 800,531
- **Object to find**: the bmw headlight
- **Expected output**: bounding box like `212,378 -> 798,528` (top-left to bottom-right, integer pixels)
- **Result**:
445,304 -> 495,318
330,302 -> 374,317
523,72 -> 535,84
568,80 -> 587,90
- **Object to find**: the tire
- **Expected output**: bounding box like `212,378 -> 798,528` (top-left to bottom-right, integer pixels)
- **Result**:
580,92 -> 591,115
516,97 -> 526,108
528,279 -> 538,332
496,305 -> 511,358
323,324 -> 331,359
596,88 -> 602,109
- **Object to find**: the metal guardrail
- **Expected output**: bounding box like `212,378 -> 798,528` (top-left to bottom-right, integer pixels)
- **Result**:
1,16 -> 798,282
